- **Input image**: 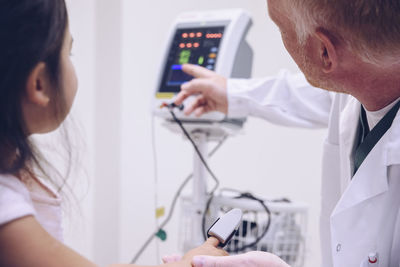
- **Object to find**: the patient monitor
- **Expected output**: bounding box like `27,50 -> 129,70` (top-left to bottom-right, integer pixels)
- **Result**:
153,9 -> 253,122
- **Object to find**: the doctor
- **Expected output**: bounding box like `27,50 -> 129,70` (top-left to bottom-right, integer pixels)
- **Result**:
172,0 -> 400,266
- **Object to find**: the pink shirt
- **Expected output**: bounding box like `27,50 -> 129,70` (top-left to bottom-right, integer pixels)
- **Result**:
0,174 -> 63,242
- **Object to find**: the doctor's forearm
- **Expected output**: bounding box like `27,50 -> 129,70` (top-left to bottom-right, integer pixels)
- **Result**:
227,71 -> 332,128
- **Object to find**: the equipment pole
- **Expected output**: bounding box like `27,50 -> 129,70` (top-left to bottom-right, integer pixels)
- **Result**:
191,131 -> 208,246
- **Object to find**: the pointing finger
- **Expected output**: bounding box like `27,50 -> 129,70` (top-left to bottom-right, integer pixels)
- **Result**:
182,64 -> 216,79
181,78 -> 214,95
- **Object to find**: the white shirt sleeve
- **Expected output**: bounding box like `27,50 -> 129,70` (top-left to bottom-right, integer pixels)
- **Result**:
0,174 -> 36,226
227,70 -> 334,128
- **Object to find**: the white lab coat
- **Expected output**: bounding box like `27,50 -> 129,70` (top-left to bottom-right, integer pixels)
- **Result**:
227,70 -> 400,267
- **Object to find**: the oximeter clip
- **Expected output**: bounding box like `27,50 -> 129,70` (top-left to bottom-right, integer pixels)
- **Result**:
207,208 -> 243,247
161,102 -> 184,111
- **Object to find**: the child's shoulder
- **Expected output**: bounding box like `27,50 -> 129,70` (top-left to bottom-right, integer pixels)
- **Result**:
0,173 -> 64,242
0,173 -> 36,226
0,173 -> 32,199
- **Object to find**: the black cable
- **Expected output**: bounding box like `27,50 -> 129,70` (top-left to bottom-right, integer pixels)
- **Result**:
168,107 -> 225,250
201,191 -> 272,254
201,194 -> 215,240
130,112 -> 227,263
229,192 -> 271,253
160,108 -> 271,254
168,109 -> 220,194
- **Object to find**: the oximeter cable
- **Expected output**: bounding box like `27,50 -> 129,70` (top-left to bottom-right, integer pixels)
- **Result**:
201,192 -> 272,254
165,106 -> 270,254
130,112 -> 226,263
167,108 -> 220,194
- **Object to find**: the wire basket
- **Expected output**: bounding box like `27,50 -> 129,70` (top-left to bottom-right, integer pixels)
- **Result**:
179,193 -> 308,267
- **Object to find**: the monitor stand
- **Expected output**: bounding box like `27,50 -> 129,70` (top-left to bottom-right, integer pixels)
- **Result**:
162,119 -> 245,248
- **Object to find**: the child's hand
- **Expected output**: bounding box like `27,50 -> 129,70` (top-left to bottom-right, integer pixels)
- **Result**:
162,254 -> 182,263
191,251 -> 290,267
180,237 -> 228,264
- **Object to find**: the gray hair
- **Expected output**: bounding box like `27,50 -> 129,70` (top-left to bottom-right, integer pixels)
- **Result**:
284,0 -> 400,66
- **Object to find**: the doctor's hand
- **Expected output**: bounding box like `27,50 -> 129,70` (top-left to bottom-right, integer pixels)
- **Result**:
191,251 -> 290,267
174,64 -> 228,117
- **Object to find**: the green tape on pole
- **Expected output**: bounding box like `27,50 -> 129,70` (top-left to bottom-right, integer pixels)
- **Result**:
156,229 -> 167,241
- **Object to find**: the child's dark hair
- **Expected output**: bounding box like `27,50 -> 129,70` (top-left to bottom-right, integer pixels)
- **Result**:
0,0 -> 69,180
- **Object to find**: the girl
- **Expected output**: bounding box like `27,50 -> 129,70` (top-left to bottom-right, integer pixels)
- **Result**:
0,1 -> 225,266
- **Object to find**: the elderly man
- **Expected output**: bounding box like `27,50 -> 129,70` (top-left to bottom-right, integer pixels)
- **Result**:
168,0 -> 400,266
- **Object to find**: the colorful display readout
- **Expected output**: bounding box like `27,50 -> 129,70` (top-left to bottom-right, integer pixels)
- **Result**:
206,33 -> 223,39
158,26 -> 225,93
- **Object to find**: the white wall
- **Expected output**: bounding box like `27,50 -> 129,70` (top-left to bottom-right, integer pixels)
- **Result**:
63,0 -> 96,260
63,1 -> 327,266
64,0 -> 124,264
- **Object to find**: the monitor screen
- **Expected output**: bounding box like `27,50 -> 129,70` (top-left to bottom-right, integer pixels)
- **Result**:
158,26 -> 225,94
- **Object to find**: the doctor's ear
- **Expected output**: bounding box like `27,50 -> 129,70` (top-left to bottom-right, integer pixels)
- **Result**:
314,28 -> 338,73
25,62 -> 52,107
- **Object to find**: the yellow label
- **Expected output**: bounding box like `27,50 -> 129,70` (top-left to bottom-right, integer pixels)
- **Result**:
156,207 -> 165,219
156,93 -> 175,99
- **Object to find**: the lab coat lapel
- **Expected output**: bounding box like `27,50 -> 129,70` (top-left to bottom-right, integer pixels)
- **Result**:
333,143 -> 388,215
333,98 -> 391,216
338,97 -> 359,192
